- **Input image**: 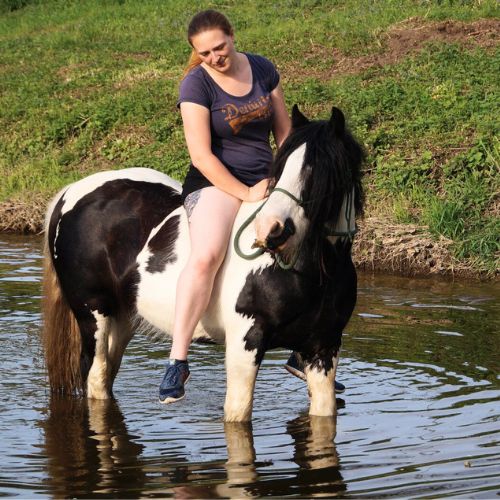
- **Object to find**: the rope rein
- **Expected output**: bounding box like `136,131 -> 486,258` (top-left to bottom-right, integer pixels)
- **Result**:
233,187 -> 357,270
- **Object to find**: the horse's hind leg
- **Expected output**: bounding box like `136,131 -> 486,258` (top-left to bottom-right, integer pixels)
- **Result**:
305,353 -> 339,417
107,316 -> 134,384
85,311 -> 113,399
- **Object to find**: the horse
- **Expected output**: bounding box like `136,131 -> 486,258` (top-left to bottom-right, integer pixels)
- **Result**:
42,105 -> 364,422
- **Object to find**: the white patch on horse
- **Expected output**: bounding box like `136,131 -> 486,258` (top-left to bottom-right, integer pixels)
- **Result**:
59,167 -> 180,216
135,207 -> 192,337
264,143 -> 305,216
255,143 -> 308,251
305,362 -> 337,417
53,219 -> 62,260
44,186 -> 68,231
135,201 -> 275,346
87,310 -> 111,399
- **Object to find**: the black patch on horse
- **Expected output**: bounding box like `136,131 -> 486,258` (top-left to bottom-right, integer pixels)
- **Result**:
49,178 -> 181,379
237,240 -> 356,371
238,107 -> 363,370
146,215 -> 180,273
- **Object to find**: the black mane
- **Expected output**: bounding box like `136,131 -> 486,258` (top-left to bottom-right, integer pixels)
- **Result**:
269,108 -> 365,267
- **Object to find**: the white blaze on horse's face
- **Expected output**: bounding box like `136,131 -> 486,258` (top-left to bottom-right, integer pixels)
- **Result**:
254,143 -> 309,253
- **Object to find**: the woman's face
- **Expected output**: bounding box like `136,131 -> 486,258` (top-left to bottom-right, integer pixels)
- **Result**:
191,29 -> 236,73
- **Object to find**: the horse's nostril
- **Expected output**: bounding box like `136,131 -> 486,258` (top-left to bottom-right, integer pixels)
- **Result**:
265,218 -> 295,251
284,217 -> 296,236
269,221 -> 283,238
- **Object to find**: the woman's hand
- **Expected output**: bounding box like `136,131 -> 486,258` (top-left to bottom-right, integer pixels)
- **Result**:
246,178 -> 270,202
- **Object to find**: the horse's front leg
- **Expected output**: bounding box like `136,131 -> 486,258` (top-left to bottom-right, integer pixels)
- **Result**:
305,353 -> 339,417
224,329 -> 262,422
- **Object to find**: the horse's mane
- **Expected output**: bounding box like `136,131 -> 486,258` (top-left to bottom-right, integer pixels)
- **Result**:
269,109 -> 365,269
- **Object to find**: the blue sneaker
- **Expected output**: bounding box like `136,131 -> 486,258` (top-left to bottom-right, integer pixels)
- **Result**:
284,352 -> 345,394
159,359 -> 190,404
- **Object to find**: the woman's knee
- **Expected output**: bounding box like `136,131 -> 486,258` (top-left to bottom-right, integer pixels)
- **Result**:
187,251 -> 224,276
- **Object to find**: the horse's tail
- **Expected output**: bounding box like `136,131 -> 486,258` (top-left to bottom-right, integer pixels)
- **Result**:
42,209 -> 84,395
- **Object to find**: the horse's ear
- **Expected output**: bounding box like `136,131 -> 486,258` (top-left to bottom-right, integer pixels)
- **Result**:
329,106 -> 345,136
292,104 -> 310,128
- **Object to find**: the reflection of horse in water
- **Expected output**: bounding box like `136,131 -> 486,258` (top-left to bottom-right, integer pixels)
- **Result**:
42,105 -> 364,421
217,416 -> 345,498
40,397 -> 145,497
40,397 -> 344,497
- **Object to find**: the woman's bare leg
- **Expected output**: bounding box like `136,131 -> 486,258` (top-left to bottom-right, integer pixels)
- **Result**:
169,187 -> 241,360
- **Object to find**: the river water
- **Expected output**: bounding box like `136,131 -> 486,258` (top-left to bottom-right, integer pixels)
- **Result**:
0,233 -> 499,498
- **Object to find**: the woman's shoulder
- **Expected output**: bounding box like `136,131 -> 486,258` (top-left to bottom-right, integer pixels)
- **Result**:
178,65 -> 212,106
245,52 -> 276,70
245,53 -> 279,90
180,65 -> 206,87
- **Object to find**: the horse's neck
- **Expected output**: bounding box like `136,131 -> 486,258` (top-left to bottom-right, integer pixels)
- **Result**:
236,201 -> 262,223
230,200 -> 262,247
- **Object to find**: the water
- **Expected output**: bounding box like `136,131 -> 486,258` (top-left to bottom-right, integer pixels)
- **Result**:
1,233 -> 499,498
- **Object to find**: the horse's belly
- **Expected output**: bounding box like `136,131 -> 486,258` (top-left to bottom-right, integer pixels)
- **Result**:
135,268 -> 226,343
133,202 -> 275,346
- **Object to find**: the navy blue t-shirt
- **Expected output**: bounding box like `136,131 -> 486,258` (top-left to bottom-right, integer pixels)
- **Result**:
178,53 -> 280,199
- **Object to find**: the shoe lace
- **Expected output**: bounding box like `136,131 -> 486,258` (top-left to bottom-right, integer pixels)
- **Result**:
163,364 -> 185,387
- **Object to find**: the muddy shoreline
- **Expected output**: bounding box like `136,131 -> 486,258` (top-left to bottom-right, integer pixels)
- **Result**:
1,197 -> 495,280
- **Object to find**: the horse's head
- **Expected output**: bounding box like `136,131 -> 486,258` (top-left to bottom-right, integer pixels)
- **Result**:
254,105 -> 364,266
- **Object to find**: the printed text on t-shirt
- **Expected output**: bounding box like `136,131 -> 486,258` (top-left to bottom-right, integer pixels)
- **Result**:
222,95 -> 272,134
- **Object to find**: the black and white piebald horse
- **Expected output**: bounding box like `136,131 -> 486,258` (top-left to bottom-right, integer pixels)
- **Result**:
42,105 -> 364,422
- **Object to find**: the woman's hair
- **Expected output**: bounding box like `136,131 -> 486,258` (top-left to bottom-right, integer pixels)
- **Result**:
183,9 -> 234,76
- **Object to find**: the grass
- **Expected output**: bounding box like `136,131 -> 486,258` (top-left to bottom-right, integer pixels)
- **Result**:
0,0 -> 499,272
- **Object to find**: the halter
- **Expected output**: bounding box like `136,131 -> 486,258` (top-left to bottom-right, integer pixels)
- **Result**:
234,187 -> 357,270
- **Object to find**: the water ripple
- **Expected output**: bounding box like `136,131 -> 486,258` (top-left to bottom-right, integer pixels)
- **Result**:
0,235 -> 499,497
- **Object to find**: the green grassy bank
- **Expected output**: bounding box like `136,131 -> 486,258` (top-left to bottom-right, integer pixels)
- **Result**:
0,0 -> 499,275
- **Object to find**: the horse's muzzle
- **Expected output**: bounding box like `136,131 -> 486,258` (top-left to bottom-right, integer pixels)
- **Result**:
254,217 -> 296,253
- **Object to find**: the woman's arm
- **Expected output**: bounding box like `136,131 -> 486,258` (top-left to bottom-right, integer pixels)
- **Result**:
180,102 -> 268,202
270,83 -> 291,147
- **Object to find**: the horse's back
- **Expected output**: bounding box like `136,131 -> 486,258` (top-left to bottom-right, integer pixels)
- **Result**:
46,168 -> 180,222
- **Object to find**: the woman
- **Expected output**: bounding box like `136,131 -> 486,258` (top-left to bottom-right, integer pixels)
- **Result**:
159,10 -> 344,403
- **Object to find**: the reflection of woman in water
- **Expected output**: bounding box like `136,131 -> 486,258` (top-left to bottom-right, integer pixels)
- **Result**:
159,9 -> 345,403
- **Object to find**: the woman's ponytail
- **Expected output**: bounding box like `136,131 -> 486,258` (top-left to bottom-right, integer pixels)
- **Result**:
183,49 -> 202,77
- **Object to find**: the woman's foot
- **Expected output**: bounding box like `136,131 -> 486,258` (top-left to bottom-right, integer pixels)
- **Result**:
159,359 -> 191,404
284,352 -> 345,394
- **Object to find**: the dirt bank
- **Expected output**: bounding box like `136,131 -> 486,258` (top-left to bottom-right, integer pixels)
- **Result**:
352,217 -> 493,279
0,194 -> 495,280
333,18 -> 499,75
